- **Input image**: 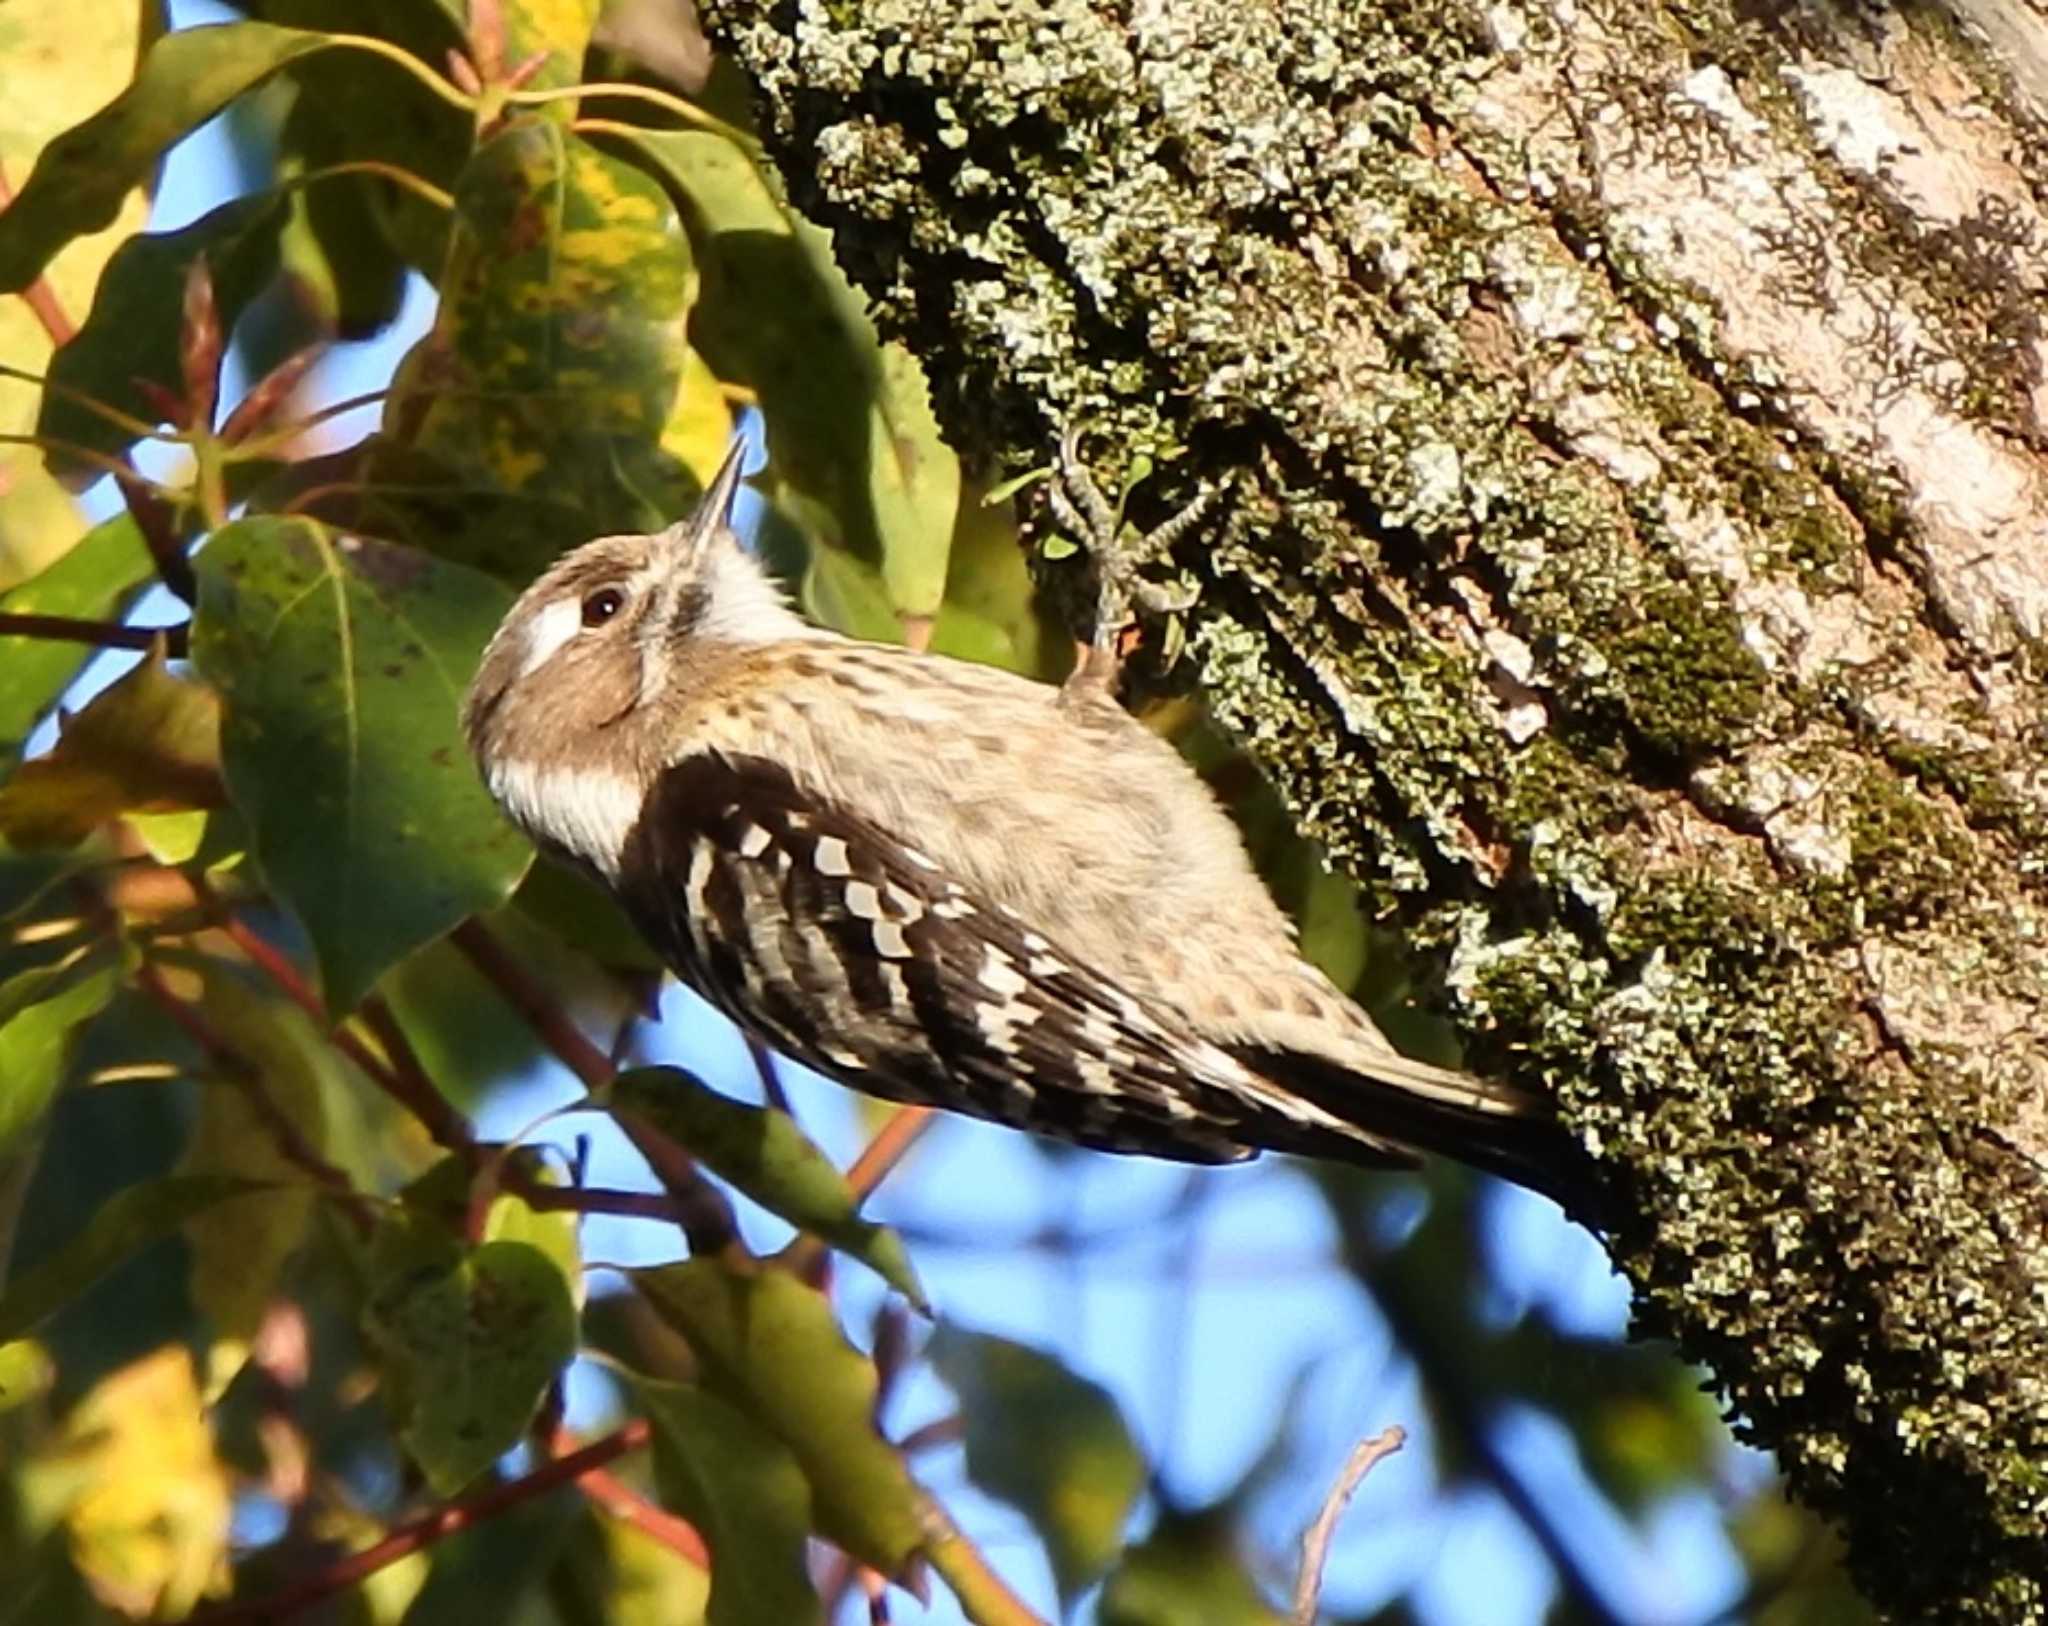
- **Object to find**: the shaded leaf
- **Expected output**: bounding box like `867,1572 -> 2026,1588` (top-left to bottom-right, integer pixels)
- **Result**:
639,1377 -> 822,1626
40,192 -> 290,474
0,0 -> 153,582
0,1172 -> 270,1344
0,646 -> 221,849
1097,1507 -> 1285,1626
363,1219 -> 577,1495
0,514 -> 155,767
633,1260 -> 922,1575
0,949 -> 117,1162
610,1066 -> 926,1309
190,515 -> 530,1014
613,127 -> 959,621
177,964 -> 335,1376
373,117 -> 709,580
929,1323 -> 1144,1602
0,20 -> 348,293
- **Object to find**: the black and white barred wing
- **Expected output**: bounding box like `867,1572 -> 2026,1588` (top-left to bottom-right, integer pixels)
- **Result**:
616,752 -> 1367,1165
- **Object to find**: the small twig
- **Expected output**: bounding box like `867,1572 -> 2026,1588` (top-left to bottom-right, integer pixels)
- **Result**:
919,1493 -> 1049,1626
192,878 -> 441,1132
115,470 -> 199,605
450,917 -> 743,1257
357,992 -> 477,1152
508,1181 -> 698,1222
896,1413 -> 966,1457
1,161 -> 76,345
746,1034 -> 792,1115
132,960 -> 375,1235
0,612 -> 188,655
1291,1426 -> 1407,1626
556,1427 -> 709,1567
187,1421 -> 654,1624
450,917 -> 613,1089
845,1106 -> 936,1203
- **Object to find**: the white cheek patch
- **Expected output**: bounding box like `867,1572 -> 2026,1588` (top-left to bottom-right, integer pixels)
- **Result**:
488,757 -> 643,879
518,598 -> 584,678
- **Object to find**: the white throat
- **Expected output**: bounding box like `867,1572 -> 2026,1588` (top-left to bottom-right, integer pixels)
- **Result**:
488,755 -> 644,880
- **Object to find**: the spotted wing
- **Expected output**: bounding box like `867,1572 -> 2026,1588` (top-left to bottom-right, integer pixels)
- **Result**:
612,751 -> 1335,1163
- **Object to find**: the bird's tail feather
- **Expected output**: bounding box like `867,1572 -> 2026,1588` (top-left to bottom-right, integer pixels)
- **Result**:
1234,1046 -> 1616,1229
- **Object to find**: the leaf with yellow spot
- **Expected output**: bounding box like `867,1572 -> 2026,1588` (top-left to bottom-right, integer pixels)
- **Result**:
376,118 -> 712,579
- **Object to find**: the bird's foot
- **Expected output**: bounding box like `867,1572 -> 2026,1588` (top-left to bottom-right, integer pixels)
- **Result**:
1045,426 -> 1210,696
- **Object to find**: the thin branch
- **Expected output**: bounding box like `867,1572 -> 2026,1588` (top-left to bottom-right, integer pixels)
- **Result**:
510,1181 -> 699,1222
556,1428 -> 709,1567
357,992 -> 477,1152
193,881 -> 424,1115
846,1106 -> 936,1203
896,1413 -> 965,1457
450,918 -> 613,1089
0,162 -> 76,346
449,917 -> 743,1256
1291,1426 -> 1406,1626
0,612 -> 188,656
918,1493 -> 1050,1626
188,1421 -> 653,1624
132,960 -> 374,1235
116,470 -> 199,604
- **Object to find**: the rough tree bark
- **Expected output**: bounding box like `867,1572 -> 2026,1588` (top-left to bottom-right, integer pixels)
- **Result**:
695,2 -> 2048,1618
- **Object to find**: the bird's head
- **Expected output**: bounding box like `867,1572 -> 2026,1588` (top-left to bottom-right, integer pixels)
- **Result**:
461,437 -> 800,873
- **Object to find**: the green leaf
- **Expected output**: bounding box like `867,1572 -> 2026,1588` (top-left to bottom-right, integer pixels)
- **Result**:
639,1378 -> 824,1626
0,646 -> 221,849
609,1067 -> 926,1310
0,949 -> 117,1163
633,1260 -> 922,1575
0,1172 -> 270,1344
928,1324 -> 1145,1602
0,20 -> 351,293
363,1219 -> 578,1495
1098,1508 -> 1287,1626
481,1153 -> 585,1313
190,514 -> 531,1014
0,514 -> 154,767
40,192 -> 289,473
613,128 -> 959,621
176,964 -> 335,1370
373,118 -> 711,580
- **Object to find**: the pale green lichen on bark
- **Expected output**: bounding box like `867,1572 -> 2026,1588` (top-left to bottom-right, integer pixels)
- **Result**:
700,0 -> 2048,1616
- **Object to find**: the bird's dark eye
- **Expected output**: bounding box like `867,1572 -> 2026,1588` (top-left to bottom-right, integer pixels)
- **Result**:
582,587 -> 626,627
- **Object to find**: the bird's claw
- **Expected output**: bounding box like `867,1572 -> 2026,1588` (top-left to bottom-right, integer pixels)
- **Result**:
1047,427 -> 1211,695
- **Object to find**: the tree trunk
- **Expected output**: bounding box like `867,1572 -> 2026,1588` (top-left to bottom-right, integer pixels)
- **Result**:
696,2 -> 2048,1617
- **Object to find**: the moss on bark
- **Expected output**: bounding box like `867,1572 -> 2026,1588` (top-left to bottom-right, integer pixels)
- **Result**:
699,1 -> 2048,1616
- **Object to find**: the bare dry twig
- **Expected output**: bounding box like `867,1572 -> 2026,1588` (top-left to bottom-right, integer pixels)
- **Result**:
1291,1425 -> 1406,1626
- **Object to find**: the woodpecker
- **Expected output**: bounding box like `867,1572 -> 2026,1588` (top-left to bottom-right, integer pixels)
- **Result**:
462,439 -> 1607,1223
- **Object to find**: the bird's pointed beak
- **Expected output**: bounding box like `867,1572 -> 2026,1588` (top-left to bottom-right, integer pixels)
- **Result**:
670,435 -> 750,554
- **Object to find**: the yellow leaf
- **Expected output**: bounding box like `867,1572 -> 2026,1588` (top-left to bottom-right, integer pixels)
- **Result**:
0,0 -> 153,585
49,1346 -> 231,1618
